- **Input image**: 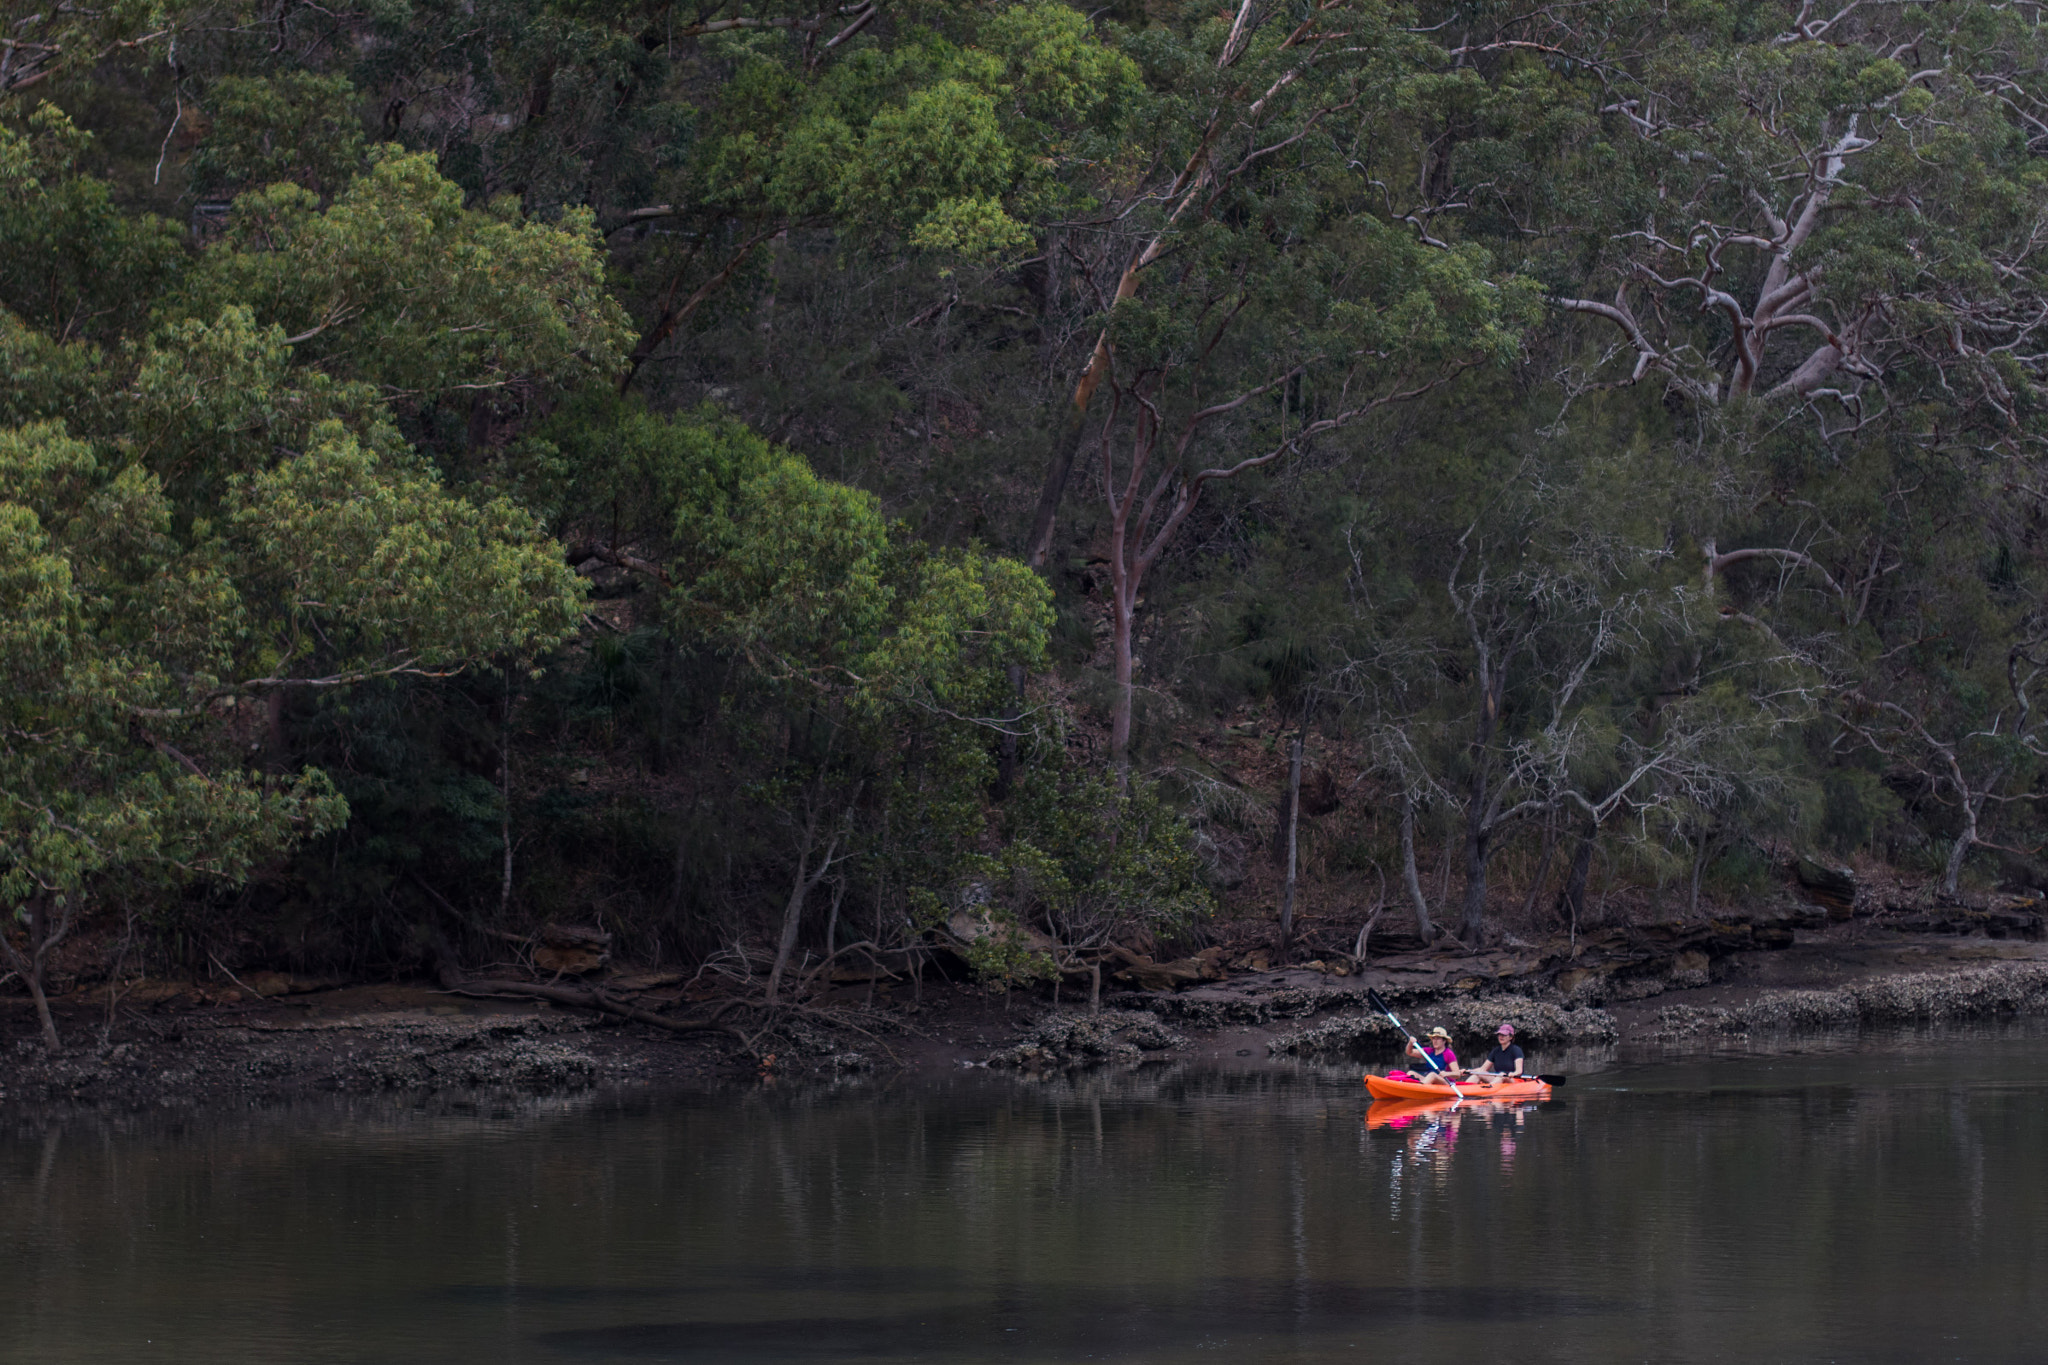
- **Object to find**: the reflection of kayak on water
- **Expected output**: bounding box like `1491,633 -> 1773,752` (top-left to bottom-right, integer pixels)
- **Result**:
1364,1095 -> 1545,1129
1363,1073 -> 1553,1101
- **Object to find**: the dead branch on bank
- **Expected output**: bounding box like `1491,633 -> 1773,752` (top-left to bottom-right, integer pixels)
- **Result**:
429,931 -> 909,1061
438,975 -> 748,1035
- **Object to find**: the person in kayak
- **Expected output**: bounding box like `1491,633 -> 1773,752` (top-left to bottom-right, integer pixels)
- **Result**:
1405,1026 -> 1459,1084
1463,1023 -> 1525,1087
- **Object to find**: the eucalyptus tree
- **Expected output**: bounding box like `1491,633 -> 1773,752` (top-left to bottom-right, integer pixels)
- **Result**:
0,113 -> 627,1045
1403,0 -> 2048,890
611,1 -> 1143,391
1025,1 -> 1540,775
531,396 -> 1056,991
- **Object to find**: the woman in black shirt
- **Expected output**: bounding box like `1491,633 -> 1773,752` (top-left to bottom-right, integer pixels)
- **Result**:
1468,1023 -> 1525,1086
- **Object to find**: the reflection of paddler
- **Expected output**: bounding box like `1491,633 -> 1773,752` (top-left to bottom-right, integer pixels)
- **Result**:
1365,1097 -> 1449,1129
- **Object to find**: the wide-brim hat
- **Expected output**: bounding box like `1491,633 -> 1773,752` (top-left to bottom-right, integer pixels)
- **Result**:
1426,1026 -> 1451,1039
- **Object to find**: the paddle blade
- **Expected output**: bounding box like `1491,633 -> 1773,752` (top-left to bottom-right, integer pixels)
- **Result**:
1536,1074 -> 1567,1087
1365,987 -> 1394,1016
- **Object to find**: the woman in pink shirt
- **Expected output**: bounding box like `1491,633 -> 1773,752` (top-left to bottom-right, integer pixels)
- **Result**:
1405,1025 -> 1459,1084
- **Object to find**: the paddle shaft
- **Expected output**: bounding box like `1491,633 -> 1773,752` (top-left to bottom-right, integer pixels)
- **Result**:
1362,989 -> 1565,1087
1364,988 -> 1450,1076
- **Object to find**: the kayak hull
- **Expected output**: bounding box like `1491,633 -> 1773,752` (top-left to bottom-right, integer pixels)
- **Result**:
1363,1073 -> 1551,1101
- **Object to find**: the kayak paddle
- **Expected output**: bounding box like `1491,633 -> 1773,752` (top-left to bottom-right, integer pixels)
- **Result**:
1363,987 -> 1566,1087
1364,987 -> 1450,1077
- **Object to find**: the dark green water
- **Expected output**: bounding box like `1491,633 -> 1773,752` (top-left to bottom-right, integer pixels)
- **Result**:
4,1024 -> 2047,1363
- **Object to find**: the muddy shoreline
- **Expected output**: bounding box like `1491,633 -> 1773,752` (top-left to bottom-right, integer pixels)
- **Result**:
5,919 -> 2047,1109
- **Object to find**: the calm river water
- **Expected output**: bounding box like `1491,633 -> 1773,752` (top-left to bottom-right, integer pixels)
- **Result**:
4,1023 -> 2047,1363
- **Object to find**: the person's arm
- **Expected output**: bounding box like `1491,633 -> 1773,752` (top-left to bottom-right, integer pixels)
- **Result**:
1510,1048 -> 1525,1076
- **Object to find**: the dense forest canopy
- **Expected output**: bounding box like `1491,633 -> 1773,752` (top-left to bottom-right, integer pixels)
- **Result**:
6,0 -> 2048,1043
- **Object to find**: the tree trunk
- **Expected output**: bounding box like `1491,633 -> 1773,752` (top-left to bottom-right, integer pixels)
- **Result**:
1558,824 -> 1597,926
1460,820 -> 1491,945
766,833 -> 814,1005
1941,773 -> 1999,898
265,689 -> 289,773
1278,727 -> 1305,953
823,877 -> 845,959
619,227 -> 780,395
1399,792 -> 1434,940
1459,665 -> 1504,944
499,679 -> 515,920
1271,746 -> 1299,867
1688,830 -> 1715,916
1109,583 -> 1136,782
1023,409 -> 1090,572
1437,820 -> 1455,910
652,644 -> 674,776
1519,818 -> 1557,923
995,662 -> 1024,800
766,806 -> 840,1003
665,814 -> 692,926
0,893 -> 72,1051
1942,826 -> 1975,898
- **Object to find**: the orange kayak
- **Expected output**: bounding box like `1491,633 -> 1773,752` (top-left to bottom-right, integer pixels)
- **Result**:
1364,1073 -> 1551,1101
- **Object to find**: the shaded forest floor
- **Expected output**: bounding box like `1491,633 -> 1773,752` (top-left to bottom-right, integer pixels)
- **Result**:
6,911 -> 2047,1109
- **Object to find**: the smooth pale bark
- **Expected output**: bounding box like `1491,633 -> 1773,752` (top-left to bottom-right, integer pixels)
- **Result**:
1108,566 -> 1138,779
1399,792 -> 1434,940
822,878 -> 845,960
1278,727 -> 1304,952
1942,834 -> 1971,898
1941,763 -> 2005,898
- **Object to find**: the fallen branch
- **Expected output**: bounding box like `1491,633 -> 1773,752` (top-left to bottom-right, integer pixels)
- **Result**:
442,977 -> 744,1035
798,939 -> 895,995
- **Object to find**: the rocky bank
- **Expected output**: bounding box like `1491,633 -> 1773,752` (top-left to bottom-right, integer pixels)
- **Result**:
6,903 -> 2048,1105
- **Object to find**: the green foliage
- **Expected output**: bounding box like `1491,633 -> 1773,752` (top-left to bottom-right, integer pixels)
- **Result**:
0,421 -> 346,919
0,107 -> 183,341
230,423 -> 584,673
168,149 -> 633,399
994,766 -> 1215,948
0,105 -> 624,988
188,72 -> 368,199
21,0 -> 2048,987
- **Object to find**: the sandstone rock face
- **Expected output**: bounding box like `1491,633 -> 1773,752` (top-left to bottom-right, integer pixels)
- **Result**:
532,924 -> 612,976
1794,857 -> 1858,920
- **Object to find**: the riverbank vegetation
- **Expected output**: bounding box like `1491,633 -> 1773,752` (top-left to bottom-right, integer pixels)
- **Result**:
8,0 -> 2048,1047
